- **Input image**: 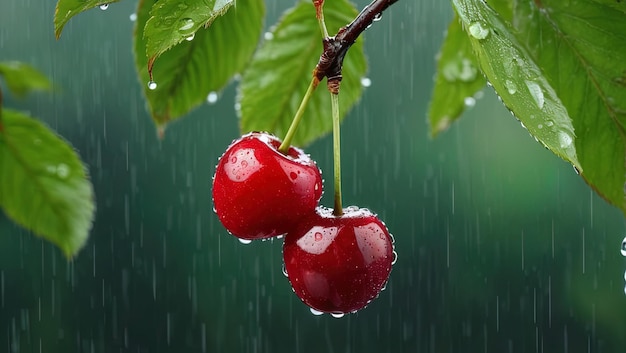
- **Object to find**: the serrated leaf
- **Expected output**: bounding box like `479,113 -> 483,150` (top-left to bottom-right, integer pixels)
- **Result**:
452,0 -> 581,170
54,0 -> 121,39
0,61 -> 52,98
143,0 -> 235,75
428,16 -> 486,137
453,0 -> 626,215
0,109 -> 95,257
238,0 -> 367,147
134,0 -> 265,129
510,0 -> 626,214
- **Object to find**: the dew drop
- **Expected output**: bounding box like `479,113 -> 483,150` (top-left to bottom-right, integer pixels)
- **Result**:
148,81 -> 158,90
290,172 -> 298,180
178,18 -> 195,35
525,80 -> 545,110
129,13 -> 137,21
505,79 -> 517,94
391,250 -> 398,265
238,238 -> 252,245
331,312 -> 345,319
264,32 -> 274,41
360,77 -> 372,87
206,91 -> 218,104
464,97 -> 476,107
282,264 -> 288,277
620,236 -> 626,256
309,308 -> 324,316
546,120 -> 554,127
99,3 -> 109,10
185,33 -> 195,41
56,164 -> 69,179
373,13 -> 382,22
558,131 -> 573,148
468,22 -> 489,40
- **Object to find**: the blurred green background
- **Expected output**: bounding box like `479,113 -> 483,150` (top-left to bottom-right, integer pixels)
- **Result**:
1,1 -> 625,352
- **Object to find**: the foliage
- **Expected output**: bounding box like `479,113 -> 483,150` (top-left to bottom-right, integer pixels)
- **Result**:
431,0 -> 626,215
0,63 -> 95,257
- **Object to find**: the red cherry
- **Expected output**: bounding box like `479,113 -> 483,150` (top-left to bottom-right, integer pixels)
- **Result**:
212,132 -> 323,240
283,206 -> 395,314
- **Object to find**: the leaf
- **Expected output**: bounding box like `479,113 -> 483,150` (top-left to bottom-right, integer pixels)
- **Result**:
54,0 -> 121,39
238,0 -> 367,147
453,0 -> 626,215
134,0 -> 265,129
0,61 -> 52,98
452,0 -> 582,170
428,16 -> 486,137
143,0 -> 235,75
0,109 -> 95,257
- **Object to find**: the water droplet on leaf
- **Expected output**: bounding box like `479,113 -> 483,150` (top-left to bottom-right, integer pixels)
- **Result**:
505,79 -> 517,94
129,13 -> 137,21
185,33 -> 195,41
558,131 -> 573,148
178,18 -> 195,35
148,81 -> 157,90
99,3 -> 109,10
360,77 -> 372,87
468,22 -> 489,40
525,81 -> 545,110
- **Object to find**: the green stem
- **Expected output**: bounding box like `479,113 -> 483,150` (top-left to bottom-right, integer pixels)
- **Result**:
279,78 -> 318,153
314,0 -> 330,38
331,92 -> 342,216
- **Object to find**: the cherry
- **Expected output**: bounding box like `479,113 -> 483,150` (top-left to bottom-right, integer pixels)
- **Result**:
212,132 -> 323,240
283,206 -> 395,314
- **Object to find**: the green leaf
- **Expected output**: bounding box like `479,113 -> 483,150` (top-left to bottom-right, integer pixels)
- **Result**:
0,61 -> 52,98
54,0 -> 121,39
453,0 -> 626,215
134,0 -> 265,129
452,0 -> 582,170
143,0 -> 235,75
428,16 -> 486,137
238,0 -> 367,147
0,109 -> 95,257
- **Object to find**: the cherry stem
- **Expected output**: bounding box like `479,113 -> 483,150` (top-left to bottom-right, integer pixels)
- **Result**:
313,0 -> 330,38
279,78 -> 318,153
330,92 -> 343,216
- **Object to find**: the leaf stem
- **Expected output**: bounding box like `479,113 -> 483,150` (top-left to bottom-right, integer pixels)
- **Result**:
279,78 -> 318,153
331,91 -> 342,216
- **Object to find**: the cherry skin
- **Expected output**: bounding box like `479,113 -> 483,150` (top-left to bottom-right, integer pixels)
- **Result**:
212,132 -> 323,240
283,206 -> 395,314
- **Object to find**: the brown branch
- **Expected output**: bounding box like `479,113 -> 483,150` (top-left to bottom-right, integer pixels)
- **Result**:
313,0 -> 399,94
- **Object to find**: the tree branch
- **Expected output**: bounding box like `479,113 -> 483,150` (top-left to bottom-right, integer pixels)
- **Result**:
313,0 -> 399,93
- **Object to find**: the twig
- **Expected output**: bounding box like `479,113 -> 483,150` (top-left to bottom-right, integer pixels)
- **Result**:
313,0 -> 399,93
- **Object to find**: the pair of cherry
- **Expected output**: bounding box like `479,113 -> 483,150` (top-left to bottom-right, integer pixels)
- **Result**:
212,132 -> 395,315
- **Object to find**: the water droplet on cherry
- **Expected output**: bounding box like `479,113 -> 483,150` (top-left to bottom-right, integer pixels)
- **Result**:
238,239 -> 252,245
309,308 -> 324,316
